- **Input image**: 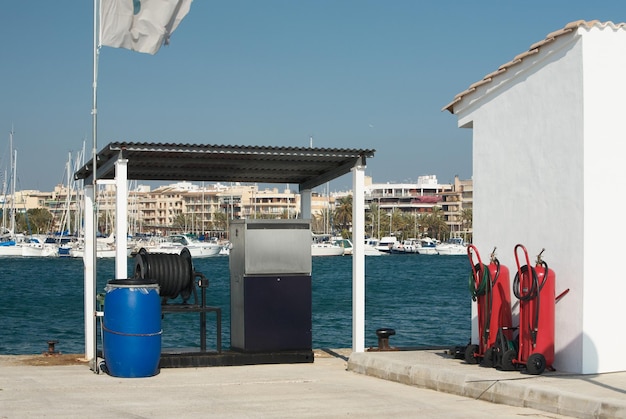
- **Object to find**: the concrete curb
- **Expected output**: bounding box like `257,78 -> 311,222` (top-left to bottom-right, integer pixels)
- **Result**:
347,350 -> 626,419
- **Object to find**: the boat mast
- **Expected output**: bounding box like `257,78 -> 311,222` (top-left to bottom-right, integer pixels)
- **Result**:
64,152 -> 72,235
9,128 -> 16,234
74,145 -> 85,237
1,167 -> 5,230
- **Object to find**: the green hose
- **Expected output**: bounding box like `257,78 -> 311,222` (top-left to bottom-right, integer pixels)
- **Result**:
469,263 -> 490,301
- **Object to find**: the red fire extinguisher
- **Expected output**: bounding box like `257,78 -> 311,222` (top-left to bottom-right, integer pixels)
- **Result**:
504,245 -> 556,375
465,245 -> 513,367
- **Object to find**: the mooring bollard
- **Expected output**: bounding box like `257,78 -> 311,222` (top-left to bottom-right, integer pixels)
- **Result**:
46,340 -> 59,356
376,328 -> 396,350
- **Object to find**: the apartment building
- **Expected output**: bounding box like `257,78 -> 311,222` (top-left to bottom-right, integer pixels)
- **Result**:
7,176 -> 472,237
440,176 -> 473,240
93,182 -> 302,236
364,175 -> 451,214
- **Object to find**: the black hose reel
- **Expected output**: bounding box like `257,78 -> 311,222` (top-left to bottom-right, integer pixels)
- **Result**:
134,247 -> 201,304
133,247 -> 221,353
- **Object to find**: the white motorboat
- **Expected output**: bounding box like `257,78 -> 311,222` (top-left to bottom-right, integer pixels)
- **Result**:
137,234 -> 222,258
376,236 -> 398,253
365,237 -> 379,248
70,246 -> 118,258
416,237 -> 438,255
330,237 -> 384,256
392,239 -> 419,254
69,235 -> 131,258
435,237 -> 467,256
362,238 -> 385,256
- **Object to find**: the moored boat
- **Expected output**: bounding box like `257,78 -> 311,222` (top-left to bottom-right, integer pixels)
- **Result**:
332,237 -> 353,255
134,234 -> 222,258
0,232 -> 24,257
376,236 -> 398,253
311,241 -> 344,256
20,236 -> 59,257
312,234 -> 344,256
416,237 -> 438,255
435,237 -> 467,255
392,238 -> 420,254
69,235 -> 131,258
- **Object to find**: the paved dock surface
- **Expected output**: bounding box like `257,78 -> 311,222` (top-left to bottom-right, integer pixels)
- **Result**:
0,349 -> 624,418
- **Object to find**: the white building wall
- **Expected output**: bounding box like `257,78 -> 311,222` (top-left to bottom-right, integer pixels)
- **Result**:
453,28 -> 625,373
580,27 -> 626,374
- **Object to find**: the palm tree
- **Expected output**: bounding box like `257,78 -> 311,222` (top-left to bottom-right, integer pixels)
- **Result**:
366,202 -> 379,238
333,196 -> 352,235
392,209 -> 412,241
172,213 -> 191,231
312,208 -> 332,234
421,207 -> 449,240
16,208 -> 53,234
212,211 -> 227,232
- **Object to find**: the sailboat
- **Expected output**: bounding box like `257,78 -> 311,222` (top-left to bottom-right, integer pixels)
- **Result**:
311,234 -> 344,256
311,183 -> 344,256
20,150 -> 82,257
0,128 -> 25,257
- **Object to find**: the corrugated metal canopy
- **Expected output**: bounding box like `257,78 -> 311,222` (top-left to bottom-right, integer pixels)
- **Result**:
74,142 -> 375,190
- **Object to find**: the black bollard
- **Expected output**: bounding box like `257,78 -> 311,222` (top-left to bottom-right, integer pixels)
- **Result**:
375,328 -> 396,351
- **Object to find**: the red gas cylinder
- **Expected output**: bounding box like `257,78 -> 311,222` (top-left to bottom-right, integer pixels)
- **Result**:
510,245 -> 556,375
466,246 -> 513,367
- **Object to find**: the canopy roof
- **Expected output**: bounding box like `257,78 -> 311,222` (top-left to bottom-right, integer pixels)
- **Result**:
74,142 -> 375,190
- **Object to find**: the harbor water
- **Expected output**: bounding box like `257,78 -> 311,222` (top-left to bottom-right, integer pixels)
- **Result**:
0,254 -> 471,355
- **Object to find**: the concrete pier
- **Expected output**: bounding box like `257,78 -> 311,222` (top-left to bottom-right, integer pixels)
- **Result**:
1,349 -> 624,418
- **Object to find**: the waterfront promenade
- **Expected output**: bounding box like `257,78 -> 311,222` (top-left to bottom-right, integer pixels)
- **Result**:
1,349 -> 624,418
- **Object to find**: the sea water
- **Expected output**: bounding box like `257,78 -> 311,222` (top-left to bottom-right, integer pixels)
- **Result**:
0,254 -> 472,355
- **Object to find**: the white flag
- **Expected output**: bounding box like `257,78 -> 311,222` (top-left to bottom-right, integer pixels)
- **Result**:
100,0 -> 192,55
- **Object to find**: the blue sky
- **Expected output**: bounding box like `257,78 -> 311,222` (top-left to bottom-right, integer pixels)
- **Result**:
1,1 -> 625,193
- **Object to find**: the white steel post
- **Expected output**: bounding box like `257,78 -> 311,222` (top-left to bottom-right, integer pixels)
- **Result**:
115,157 -> 128,278
352,158 -> 366,352
83,183 -> 96,367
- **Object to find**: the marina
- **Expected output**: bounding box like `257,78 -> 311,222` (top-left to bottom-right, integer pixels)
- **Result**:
2,9 -> 626,416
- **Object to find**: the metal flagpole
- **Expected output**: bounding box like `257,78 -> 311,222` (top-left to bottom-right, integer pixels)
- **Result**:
86,0 -> 100,373
85,0 -> 193,371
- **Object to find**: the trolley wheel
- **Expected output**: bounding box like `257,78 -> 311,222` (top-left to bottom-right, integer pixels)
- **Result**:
464,344 -> 479,364
526,353 -> 546,375
501,349 -> 517,371
480,347 -> 494,368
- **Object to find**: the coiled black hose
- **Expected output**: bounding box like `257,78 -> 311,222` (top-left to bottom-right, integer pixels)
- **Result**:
134,248 -> 194,302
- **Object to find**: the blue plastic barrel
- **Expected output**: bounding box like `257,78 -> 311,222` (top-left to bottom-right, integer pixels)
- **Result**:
103,279 -> 162,377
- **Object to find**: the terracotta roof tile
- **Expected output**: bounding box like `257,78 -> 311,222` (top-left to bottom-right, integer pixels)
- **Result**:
443,20 -> 626,113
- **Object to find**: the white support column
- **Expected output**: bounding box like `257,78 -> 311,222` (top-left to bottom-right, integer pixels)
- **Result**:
300,189 -> 312,219
115,158 -> 128,279
352,160 -> 366,352
83,183 -> 96,366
